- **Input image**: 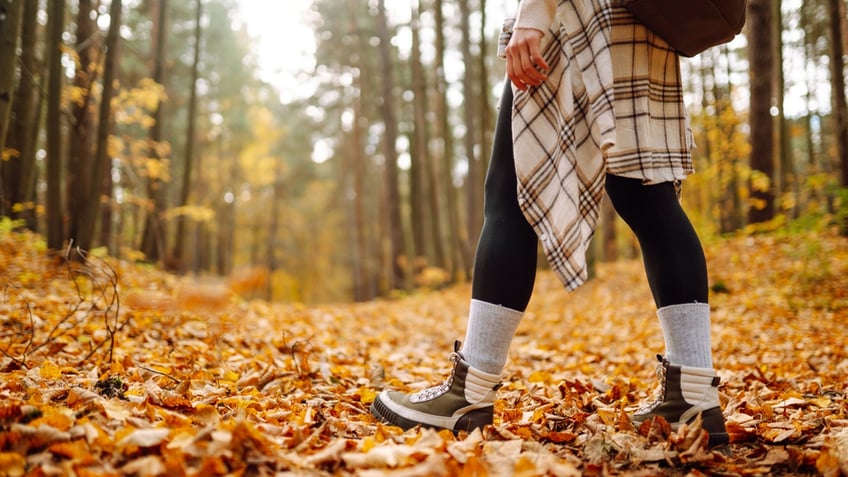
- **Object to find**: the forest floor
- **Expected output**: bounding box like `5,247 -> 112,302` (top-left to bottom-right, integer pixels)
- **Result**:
0,225 -> 847,476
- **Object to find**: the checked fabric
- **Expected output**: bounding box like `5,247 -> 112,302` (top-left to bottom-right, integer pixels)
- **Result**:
504,0 -> 695,290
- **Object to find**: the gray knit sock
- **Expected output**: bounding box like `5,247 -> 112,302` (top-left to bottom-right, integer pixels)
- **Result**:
657,302 -> 714,368
460,299 -> 524,375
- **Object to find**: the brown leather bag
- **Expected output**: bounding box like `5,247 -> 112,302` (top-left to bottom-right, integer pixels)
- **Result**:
622,0 -> 748,57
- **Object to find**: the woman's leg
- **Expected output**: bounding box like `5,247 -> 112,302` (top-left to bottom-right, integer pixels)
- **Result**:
603,174 -> 708,307
461,83 -> 539,375
604,173 -> 712,368
471,84 -> 539,311
370,83 -> 537,433
605,174 -> 727,447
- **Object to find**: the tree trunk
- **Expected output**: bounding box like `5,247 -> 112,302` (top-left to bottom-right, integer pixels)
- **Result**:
76,0 -> 122,253
343,5 -> 374,301
478,0 -> 493,178
266,171 -> 282,301
3,0 -> 38,227
217,141 -> 238,276
140,0 -> 168,262
725,46 -> 745,231
774,0 -> 796,219
67,0 -> 100,246
45,0 -> 65,250
409,2 -> 429,270
747,0 -> 776,224
375,0 -> 407,291
415,1 -> 447,274
713,46 -> 745,232
350,94 -> 373,300
828,0 -> 848,191
459,0 -> 481,265
99,156 -> 114,254
434,0 -> 469,281
0,0 -> 23,183
800,1 -> 819,173
696,54 -> 713,227
190,141 -> 206,273
171,0 -> 202,270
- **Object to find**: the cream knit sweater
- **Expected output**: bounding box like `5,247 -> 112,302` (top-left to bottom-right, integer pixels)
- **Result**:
515,0 -> 556,33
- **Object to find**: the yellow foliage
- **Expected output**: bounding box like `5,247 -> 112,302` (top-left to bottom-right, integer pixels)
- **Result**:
749,170 -> 771,193
163,205 -> 216,223
143,157 -> 171,181
779,191 -> 797,212
66,85 -> 88,108
239,105 -> 288,186
113,78 -> 167,126
2,147 -> 20,162
108,135 -> 124,158
10,202 -> 35,214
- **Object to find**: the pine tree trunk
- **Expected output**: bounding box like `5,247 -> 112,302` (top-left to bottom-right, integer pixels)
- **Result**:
171,0 -> 202,270
696,54 -> 713,227
350,93 -> 373,300
477,0 -> 493,182
408,2 -> 432,271
140,0 -> 168,262
747,0 -> 776,224
434,0 -> 469,281
800,2 -> 818,173
67,0 -> 100,247
828,0 -> 848,189
3,0 -> 38,227
774,1 -> 796,219
217,153 -> 237,276
45,0 -> 65,250
459,0 -> 480,267
827,0 -> 848,233
0,0 -> 23,179
476,0 -> 495,261
266,168 -> 282,301
375,0 -> 407,291
76,0 -> 122,253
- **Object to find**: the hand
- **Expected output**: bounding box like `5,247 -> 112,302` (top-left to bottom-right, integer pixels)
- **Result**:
505,28 -> 549,91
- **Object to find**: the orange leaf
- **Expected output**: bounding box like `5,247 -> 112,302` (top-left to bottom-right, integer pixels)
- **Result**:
0,453 -> 25,476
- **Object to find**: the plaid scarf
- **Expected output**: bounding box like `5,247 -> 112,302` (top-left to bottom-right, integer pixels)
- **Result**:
502,0 -> 693,290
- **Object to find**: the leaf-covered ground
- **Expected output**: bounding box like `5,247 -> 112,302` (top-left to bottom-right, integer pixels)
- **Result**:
1,229 -> 847,476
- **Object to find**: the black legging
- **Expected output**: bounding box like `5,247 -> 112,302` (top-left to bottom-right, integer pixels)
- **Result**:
471,83 -> 708,310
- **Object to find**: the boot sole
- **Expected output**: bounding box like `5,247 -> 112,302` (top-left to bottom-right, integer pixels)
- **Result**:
370,394 -> 493,433
633,406 -> 729,449
701,407 -> 730,448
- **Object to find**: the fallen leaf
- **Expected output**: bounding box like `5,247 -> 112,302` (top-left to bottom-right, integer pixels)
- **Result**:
118,428 -> 170,448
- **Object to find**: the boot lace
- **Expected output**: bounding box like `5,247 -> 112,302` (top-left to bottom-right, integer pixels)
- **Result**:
409,352 -> 460,403
636,359 -> 668,415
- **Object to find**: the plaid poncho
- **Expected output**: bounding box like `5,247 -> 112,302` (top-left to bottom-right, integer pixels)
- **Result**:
503,0 -> 694,290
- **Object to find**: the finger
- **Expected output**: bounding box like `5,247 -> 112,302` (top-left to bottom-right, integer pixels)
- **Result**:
530,50 -> 549,74
506,56 -> 527,90
506,44 -> 530,90
525,37 -> 549,74
519,48 -> 547,85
